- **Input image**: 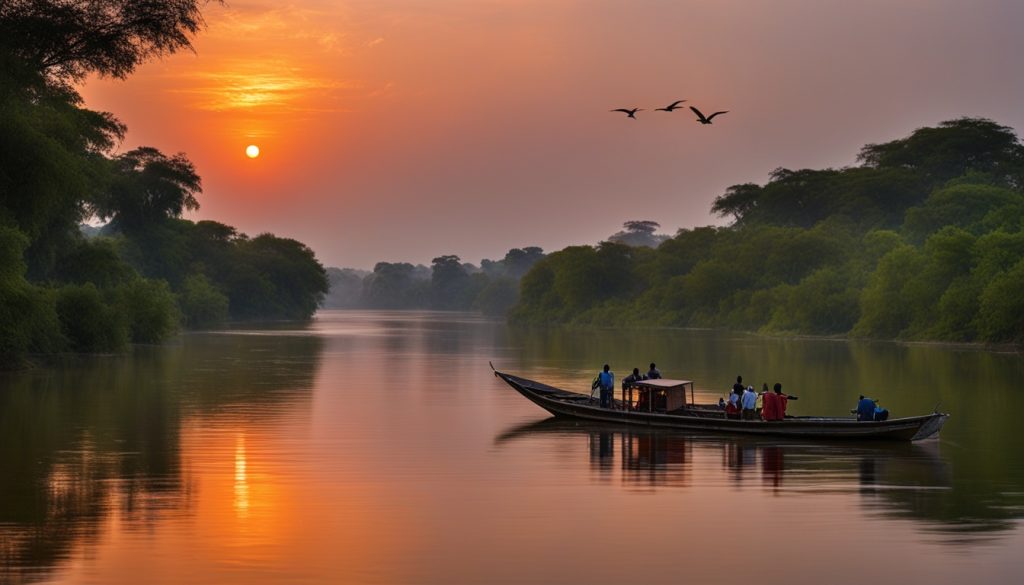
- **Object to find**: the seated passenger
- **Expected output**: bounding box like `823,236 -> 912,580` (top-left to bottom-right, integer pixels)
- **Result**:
873,403 -> 889,422
647,363 -> 662,379
726,389 -> 741,419
622,367 -> 645,390
855,395 -> 877,421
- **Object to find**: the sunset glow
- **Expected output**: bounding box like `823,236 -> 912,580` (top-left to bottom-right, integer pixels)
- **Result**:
246,144 -> 260,158
75,0 -> 1024,269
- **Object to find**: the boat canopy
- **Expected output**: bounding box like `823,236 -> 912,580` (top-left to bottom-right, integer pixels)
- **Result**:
626,379 -> 695,412
632,379 -> 692,389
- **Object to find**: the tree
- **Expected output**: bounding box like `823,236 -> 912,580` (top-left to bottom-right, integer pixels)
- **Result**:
711,183 -> 760,223
0,0 -> 209,86
607,220 -> 668,248
98,147 -> 201,231
502,246 -> 545,279
362,262 -> 421,308
430,254 -> 472,309
858,118 -> 1024,189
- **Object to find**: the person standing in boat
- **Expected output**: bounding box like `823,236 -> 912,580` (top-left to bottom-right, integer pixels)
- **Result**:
762,383 -> 795,421
597,364 -> 615,409
741,385 -> 758,420
647,363 -> 662,379
732,375 -> 746,398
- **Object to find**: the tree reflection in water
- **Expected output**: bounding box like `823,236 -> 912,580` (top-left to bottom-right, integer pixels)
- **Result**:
0,331 -> 324,585
495,418 -> 1021,543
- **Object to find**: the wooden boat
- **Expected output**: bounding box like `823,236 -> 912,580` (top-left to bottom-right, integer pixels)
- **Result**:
493,369 -> 949,442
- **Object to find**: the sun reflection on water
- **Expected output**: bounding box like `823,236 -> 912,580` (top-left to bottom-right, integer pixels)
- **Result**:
234,434 -> 249,518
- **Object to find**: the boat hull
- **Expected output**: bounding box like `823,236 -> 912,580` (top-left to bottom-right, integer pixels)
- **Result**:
494,371 -> 948,442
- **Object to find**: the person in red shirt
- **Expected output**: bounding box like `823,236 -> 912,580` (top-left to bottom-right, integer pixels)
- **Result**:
761,383 -> 791,421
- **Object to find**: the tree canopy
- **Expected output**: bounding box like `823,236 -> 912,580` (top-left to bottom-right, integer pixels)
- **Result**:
0,0 -> 209,85
1,0 -> 328,366
513,118 -> 1024,343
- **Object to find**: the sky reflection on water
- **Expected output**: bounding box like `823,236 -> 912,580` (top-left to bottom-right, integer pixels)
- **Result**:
1,311 -> 1023,584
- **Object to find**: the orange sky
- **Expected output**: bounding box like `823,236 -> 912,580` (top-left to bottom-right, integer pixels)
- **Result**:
79,0 -> 1024,268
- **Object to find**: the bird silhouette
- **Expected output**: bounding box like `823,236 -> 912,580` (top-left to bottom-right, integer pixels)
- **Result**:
689,106 -> 728,124
611,108 -> 643,119
655,100 -> 687,112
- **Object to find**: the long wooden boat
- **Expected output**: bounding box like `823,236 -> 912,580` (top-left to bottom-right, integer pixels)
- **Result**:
493,369 -> 949,442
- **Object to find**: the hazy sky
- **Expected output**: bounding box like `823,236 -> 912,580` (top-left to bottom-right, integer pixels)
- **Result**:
79,0 -> 1024,269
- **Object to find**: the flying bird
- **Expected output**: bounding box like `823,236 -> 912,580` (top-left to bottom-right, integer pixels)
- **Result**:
689,106 -> 729,124
611,108 -> 643,119
655,100 -> 687,112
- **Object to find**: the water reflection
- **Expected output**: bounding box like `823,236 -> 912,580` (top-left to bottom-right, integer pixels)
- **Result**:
0,332 -> 323,585
495,417 -> 1019,542
2,311 -> 1024,584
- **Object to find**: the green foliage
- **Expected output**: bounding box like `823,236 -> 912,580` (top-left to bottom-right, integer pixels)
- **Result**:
55,237 -> 135,287
55,283 -> 128,352
766,267 -> 861,334
977,259 -> 1024,342
0,1 -> 208,85
512,118 -> 1024,345
858,118 -> 1024,188
114,278 -> 180,343
0,226 -> 62,365
178,274 -> 229,328
98,147 -> 201,232
904,183 -> 1020,241
1,1 -> 332,364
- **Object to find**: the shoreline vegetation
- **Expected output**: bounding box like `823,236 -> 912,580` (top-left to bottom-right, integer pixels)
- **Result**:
1,2 -> 327,368
325,119 -> 1024,349
507,117 -> 1024,346
6,3 -> 1024,367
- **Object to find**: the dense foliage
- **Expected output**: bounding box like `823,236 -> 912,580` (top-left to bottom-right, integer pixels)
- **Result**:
322,247 -> 546,316
1,1 -> 326,366
511,118 -> 1024,343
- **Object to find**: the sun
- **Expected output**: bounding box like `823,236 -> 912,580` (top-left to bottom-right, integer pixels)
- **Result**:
245,144 -> 260,158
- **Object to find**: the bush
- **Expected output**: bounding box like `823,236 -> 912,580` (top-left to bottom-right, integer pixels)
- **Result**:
55,283 -> 129,352
1,227 -> 63,366
179,274 -> 229,328
977,259 -> 1024,342
114,278 -> 181,343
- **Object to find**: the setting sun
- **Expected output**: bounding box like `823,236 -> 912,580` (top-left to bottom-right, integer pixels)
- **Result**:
245,144 -> 260,158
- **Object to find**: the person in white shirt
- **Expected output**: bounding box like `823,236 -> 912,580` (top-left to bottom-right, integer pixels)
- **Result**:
741,385 -> 758,420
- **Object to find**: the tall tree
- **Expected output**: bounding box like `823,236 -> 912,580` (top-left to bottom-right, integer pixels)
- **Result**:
98,146 -> 202,231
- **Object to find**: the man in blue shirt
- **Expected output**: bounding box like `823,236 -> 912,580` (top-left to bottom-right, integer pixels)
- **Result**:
598,364 -> 615,408
856,395 -> 877,421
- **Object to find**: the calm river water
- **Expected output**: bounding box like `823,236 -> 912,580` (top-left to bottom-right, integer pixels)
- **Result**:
2,310 -> 1023,584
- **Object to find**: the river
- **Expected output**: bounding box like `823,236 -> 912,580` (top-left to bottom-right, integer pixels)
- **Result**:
2,310 -> 1023,584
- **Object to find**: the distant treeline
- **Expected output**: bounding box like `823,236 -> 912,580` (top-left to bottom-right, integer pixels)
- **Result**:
511,118 -> 1024,343
1,1 -> 327,366
324,247 -> 546,316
